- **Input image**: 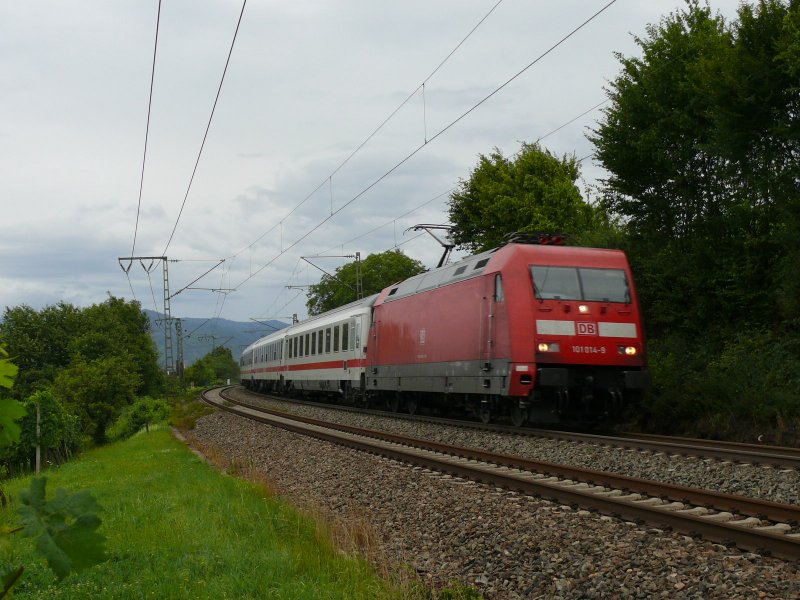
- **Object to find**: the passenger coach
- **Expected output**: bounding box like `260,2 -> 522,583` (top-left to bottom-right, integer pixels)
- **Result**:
241,295 -> 376,401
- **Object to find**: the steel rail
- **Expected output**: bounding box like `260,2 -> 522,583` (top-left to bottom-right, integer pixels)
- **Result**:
616,431 -> 800,459
235,385 -> 800,469
221,389 -> 799,524
203,387 -> 800,561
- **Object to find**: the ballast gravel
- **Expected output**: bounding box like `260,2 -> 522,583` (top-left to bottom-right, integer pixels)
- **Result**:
229,390 -> 800,506
189,407 -> 800,599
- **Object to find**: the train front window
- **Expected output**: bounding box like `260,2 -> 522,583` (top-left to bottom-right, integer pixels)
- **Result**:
531,266 -> 580,300
531,265 -> 629,303
579,268 -> 630,303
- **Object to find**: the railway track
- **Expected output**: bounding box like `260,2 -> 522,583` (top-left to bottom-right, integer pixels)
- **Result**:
232,385 -> 800,470
202,386 -> 800,561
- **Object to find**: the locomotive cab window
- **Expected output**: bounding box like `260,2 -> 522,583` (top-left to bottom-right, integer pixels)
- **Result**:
494,274 -> 504,302
531,265 -> 630,303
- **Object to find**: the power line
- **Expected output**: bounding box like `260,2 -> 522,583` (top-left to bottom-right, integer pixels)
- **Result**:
231,1 -> 618,291
320,188 -> 453,255
130,0 -> 162,258
169,2 -> 617,326
161,0 -> 247,256
227,0 -> 506,261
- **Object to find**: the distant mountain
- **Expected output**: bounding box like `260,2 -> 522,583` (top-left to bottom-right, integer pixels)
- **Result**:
143,310 -> 288,367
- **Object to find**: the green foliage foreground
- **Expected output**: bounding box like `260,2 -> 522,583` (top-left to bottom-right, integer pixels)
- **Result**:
1,430 -> 403,600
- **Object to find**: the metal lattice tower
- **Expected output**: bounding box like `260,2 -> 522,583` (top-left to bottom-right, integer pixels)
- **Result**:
118,255 -> 175,375
175,318 -> 184,379
162,259 -> 174,374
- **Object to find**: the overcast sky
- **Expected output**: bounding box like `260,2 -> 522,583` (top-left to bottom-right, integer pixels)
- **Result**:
1,0 -> 744,331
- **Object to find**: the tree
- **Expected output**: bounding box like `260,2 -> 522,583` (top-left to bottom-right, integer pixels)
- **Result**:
0,297 -> 163,400
184,346 -> 239,387
590,0 -> 800,337
589,0 -> 800,438
54,356 -> 141,445
0,303 -> 83,399
0,390 -> 79,473
305,250 -> 426,315
447,142 -> 604,253
73,296 -> 163,396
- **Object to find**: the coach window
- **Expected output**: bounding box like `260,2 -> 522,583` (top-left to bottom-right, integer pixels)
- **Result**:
311,331 -> 317,355
495,274 -> 504,302
325,328 -> 331,353
333,325 -> 340,352
304,333 -> 309,356
355,320 -> 361,348
342,323 -> 349,351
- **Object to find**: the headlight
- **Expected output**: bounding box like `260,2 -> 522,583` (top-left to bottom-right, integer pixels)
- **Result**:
578,304 -> 589,314
619,345 -> 637,356
538,342 -> 560,352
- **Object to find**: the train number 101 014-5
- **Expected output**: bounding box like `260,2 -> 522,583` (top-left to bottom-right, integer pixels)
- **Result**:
572,345 -> 607,354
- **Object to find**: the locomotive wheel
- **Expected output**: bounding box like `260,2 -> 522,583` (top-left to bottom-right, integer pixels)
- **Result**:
387,394 -> 400,412
406,396 -> 418,415
510,404 -> 527,427
479,405 -> 491,424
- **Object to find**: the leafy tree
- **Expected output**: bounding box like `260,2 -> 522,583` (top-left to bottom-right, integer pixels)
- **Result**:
0,298 -> 163,401
590,0 -> 800,437
0,390 -> 80,474
72,296 -> 163,396
306,250 -> 426,315
0,304 -> 82,400
447,142 -> 604,253
54,356 -> 141,445
184,346 -> 240,387
591,0 -> 800,338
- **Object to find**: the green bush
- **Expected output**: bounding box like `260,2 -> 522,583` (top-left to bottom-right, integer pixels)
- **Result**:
641,329 -> 800,443
107,397 -> 171,441
0,390 -> 80,475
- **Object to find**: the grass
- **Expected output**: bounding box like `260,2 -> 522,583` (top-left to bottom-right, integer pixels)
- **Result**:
0,428 -> 409,599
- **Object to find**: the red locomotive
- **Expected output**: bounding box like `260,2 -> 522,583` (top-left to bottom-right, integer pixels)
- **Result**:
241,233 -> 648,424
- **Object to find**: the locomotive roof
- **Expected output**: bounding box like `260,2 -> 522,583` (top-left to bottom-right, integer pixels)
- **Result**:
380,243 -> 627,304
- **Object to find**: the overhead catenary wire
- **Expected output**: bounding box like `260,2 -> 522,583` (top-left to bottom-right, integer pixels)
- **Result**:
130,0 -> 162,259
160,0 -> 247,257
232,0 -> 619,292
149,1 -> 618,328
226,0 -> 506,261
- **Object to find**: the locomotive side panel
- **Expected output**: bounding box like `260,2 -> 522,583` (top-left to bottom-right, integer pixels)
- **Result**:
369,274 -> 512,396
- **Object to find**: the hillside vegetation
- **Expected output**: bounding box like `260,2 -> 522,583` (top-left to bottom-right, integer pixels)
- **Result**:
1,429 -> 408,599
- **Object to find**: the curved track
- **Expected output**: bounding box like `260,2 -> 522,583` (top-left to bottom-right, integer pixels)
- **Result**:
236,385 -> 800,469
202,386 -> 800,561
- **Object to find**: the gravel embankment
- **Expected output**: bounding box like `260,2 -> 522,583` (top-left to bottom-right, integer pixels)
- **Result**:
188,409 -> 800,599
228,390 -> 800,506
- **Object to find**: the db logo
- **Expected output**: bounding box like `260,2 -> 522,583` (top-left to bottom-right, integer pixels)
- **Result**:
577,322 -> 597,336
